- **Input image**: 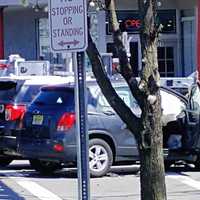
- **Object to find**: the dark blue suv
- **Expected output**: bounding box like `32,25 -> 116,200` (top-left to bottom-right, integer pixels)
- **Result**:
18,80 -> 188,177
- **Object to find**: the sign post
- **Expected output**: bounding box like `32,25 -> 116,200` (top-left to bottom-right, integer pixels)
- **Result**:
49,0 -> 89,199
73,52 -> 89,200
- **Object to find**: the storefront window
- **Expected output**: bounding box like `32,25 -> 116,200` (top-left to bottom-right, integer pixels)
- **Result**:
158,47 -> 174,77
38,18 -> 50,59
181,9 -> 196,76
38,18 -> 67,72
107,43 -> 175,77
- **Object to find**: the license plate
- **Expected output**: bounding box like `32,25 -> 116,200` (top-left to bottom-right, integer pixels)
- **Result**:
0,104 -> 4,113
32,115 -> 43,125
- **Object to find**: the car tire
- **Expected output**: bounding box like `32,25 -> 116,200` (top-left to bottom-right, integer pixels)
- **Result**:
89,138 -> 113,177
29,159 -> 62,174
0,156 -> 12,167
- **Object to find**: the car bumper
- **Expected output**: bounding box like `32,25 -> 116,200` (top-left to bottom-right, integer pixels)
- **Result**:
19,138 -> 77,163
0,128 -> 20,150
0,123 -> 19,150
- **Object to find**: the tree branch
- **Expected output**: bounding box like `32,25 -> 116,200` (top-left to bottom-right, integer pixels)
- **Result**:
86,32 -> 141,137
107,0 -> 144,106
138,0 -> 160,97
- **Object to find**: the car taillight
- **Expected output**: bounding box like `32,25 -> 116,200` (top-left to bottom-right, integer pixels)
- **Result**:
57,112 -> 75,131
53,144 -> 64,152
5,104 -> 26,121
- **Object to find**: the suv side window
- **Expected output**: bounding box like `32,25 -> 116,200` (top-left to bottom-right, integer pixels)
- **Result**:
98,89 -> 131,108
97,86 -> 141,115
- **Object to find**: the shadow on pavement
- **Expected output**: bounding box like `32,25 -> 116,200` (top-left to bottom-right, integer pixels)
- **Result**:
1,160 -> 200,179
0,161 -> 140,179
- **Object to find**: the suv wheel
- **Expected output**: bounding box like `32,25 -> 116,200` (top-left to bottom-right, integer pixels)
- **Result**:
89,138 -> 113,177
0,157 -> 12,167
29,159 -> 62,174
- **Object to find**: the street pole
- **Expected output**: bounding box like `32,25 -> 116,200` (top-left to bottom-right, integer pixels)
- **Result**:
73,52 -> 90,200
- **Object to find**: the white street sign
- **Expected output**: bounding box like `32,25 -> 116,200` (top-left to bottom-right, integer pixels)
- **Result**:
49,0 -> 88,52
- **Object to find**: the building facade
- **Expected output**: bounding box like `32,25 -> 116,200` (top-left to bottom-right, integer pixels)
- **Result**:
0,0 -> 197,77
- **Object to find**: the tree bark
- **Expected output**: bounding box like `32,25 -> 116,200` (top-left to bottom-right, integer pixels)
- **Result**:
138,77 -> 167,200
138,1 -> 167,199
87,0 -> 167,199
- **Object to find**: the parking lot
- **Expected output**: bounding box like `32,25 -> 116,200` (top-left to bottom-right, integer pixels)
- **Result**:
0,160 -> 199,200
0,64 -> 199,200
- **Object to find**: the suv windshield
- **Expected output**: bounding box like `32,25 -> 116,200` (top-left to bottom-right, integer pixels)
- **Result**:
33,89 -> 74,106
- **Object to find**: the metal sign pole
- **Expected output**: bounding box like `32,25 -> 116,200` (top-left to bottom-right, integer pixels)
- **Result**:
48,0 -> 89,199
73,52 -> 90,200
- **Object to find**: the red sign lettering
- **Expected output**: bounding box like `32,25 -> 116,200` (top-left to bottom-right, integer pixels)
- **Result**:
124,19 -> 141,29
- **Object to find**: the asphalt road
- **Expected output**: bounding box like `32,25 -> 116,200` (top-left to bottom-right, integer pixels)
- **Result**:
0,160 -> 200,200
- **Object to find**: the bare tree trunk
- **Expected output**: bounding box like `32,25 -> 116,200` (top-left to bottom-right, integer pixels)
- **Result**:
137,1 -> 166,199
139,84 -> 167,200
87,0 -> 167,199
108,0 -> 167,199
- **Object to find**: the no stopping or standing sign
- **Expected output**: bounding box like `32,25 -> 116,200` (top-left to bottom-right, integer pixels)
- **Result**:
49,0 -> 88,53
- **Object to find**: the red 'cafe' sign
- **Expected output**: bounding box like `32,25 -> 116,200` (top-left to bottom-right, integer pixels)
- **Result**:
124,19 -> 141,29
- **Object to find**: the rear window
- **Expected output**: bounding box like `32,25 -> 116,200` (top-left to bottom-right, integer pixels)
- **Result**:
14,85 -> 42,103
33,89 -> 74,107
